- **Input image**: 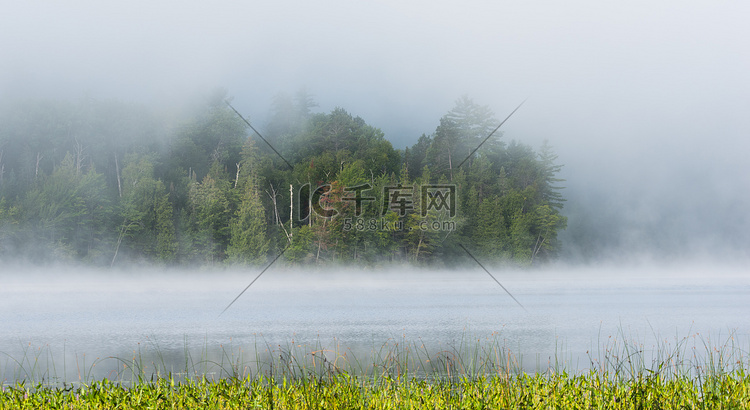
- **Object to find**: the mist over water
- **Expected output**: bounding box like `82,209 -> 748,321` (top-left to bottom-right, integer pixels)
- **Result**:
3,2 -> 749,263
3,263 -> 749,383
2,1 -> 749,386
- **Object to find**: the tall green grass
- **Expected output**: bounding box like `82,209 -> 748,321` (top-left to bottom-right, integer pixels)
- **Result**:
2,330 -> 750,408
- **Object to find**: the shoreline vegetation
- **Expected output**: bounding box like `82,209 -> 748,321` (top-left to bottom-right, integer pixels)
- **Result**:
0,91 -> 566,268
4,373 -> 749,409
3,332 -> 749,408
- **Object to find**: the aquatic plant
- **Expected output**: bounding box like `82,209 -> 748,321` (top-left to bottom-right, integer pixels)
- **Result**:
2,330 -> 749,408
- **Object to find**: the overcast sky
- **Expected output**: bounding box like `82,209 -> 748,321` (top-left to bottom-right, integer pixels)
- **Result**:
2,1 -> 748,261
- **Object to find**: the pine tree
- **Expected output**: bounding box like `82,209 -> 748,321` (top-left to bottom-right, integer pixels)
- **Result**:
187,161 -> 234,263
227,187 -> 268,264
538,140 -> 566,210
116,153 -> 175,265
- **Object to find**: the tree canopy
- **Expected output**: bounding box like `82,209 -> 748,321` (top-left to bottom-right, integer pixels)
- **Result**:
0,93 -> 566,267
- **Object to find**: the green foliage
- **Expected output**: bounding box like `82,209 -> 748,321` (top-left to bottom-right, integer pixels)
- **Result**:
285,225 -> 313,263
3,373 -> 750,409
186,162 -> 235,263
426,96 -> 501,181
154,193 -> 177,262
117,154 -> 176,264
474,195 -> 509,259
226,139 -> 269,265
287,107 -> 400,177
16,153 -> 112,262
0,93 -> 567,267
3,338 -> 750,410
227,188 -> 268,265
168,93 -> 247,183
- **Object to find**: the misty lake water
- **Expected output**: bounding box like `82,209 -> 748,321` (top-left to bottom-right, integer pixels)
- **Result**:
2,263 -> 749,384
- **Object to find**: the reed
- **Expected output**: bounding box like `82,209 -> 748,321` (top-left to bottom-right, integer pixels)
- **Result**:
2,330 -> 749,408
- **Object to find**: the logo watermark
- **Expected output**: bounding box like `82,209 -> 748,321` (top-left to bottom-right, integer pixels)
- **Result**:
341,217 -> 456,232
299,183 -> 457,232
219,98 -> 526,316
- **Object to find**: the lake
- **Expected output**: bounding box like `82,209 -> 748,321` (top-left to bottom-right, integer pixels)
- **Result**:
2,262 -> 748,385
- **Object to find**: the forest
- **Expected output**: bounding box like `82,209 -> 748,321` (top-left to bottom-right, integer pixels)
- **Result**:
0,90 -> 567,267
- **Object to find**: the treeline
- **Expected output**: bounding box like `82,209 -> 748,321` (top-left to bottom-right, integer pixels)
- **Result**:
0,91 -> 566,267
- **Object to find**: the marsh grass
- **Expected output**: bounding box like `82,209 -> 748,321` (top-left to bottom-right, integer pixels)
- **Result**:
2,331 -> 750,408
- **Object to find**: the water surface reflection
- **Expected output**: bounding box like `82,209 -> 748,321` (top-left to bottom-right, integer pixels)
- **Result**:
2,264 -> 748,384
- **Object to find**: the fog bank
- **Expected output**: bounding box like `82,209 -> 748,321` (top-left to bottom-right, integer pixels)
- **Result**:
2,1 -> 748,263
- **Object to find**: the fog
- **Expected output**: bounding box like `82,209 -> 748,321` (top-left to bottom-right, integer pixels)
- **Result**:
3,1 -> 748,263
1,1 -> 749,385
3,264 -> 749,383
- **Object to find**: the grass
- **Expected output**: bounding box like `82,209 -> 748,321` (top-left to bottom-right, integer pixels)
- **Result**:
2,331 -> 750,409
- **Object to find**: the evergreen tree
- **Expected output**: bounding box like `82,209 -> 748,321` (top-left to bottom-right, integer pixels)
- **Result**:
116,154 -> 175,265
227,139 -> 268,264
0,94 -> 568,267
474,195 -> 509,259
538,140 -> 566,210
22,153 -> 111,262
406,134 -> 431,180
187,161 -> 235,263
227,187 -> 268,264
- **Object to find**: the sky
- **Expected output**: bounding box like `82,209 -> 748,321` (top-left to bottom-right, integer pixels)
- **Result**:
2,0 -> 749,262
